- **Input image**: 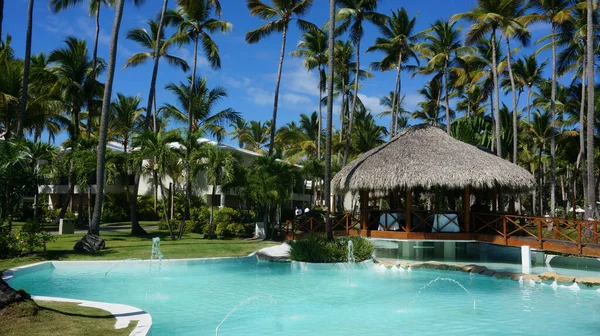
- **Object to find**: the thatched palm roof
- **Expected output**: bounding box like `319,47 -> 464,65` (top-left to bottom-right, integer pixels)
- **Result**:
332,124 -> 535,194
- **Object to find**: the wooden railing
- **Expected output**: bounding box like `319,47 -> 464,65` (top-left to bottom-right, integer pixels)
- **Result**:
284,210 -> 600,257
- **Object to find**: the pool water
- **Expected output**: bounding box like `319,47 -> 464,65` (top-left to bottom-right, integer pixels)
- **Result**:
7,258 -> 600,335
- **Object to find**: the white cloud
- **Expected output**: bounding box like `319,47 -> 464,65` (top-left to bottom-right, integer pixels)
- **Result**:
222,75 -> 251,88
358,93 -> 386,115
280,60 -> 320,97
246,87 -> 273,106
528,22 -> 551,33
402,93 -> 422,112
281,92 -> 311,105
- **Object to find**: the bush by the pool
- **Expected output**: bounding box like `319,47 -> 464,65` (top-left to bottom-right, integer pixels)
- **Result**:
289,234 -> 373,263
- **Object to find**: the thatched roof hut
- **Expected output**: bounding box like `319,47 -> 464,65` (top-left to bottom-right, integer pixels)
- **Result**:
332,124 -> 535,194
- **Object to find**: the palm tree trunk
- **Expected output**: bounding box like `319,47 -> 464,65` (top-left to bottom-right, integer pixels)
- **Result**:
184,35 -> 199,221
579,65 -> 588,203
586,0 -> 596,218
0,0 -> 4,41
491,29 -> 501,157
268,24 -> 288,156
17,0 -> 34,137
159,177 -> 175,240
343,38 -> 361,166
444,62 -> 451,135
125,142 -> 146,235
87,5 -> 101,138
490,92 -> 495,153
145,0 -> 169,133
527,86 -> 532,123
209,185 -> 216,239
324,0 -> 335,241
390,52 -> 403,139
550,24 -> 557,217
505,37 -> 518,164
90,0 -> 126,236
317,65 -> 323,159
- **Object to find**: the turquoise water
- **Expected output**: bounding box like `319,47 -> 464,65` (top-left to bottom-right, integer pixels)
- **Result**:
7,259 -> 600,335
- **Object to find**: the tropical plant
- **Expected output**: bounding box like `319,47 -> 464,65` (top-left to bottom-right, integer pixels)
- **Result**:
367,7 -> 418,137
134,129 -> 182,239
291,26 -> 328,158
336,0 -> 384,165
415,19 -> 467,135
245,0 -> 316,155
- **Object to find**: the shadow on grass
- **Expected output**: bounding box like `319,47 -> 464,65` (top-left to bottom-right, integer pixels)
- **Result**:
40,306 -> 114,320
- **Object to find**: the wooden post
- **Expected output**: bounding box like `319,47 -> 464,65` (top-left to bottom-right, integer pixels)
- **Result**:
406,188 -> 412,233
502,215 -> 507,245
577,220 -> 582,255
464,186 -> 471,233
537,218 -> 543,249
361,190 -> 369,232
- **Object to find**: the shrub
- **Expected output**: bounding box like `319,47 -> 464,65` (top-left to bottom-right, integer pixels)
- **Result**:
0,221 -> 19,258
289,234 -> 373,263
101,194 -> 128,223
15,220 -> 55,254
190,206 -> 210,233
137,195 -> 158,221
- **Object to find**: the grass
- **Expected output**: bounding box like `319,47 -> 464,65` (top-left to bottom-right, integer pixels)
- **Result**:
11,221 -> 160,231
0,230 -> 278,273
0,301 -> 136,336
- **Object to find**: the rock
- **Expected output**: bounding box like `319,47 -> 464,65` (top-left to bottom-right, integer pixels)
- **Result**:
0,279 -> 30,310
521,274 -> 541,283
73,234 -> 105,253
492,272 -> 515,279
481,269 -> 496,277
399,261 -> 412,268
575,277 -> 600,287
257,243 -> 291,262
540,272 -> 575,284
469,266 -> 488,274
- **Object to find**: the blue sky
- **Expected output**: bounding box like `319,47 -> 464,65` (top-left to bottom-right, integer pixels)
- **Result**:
4,0 -> 554,146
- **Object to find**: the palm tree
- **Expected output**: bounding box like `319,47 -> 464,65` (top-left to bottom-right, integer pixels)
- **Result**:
277,112 -> 319,162
200,145 -> 236,238
134,130 -> 181,239
162,76 -> 240,139
291,27 -> 328,158
378,92 -> 410,131
49,0 -> 114,135
527,110 -> 552,215
586,0 -> 595,217
336,0 -> 383,166
49,37 -> 103,224
229,119 -> 250,148
109,93 -> 145,234
527,0 -> 575,216
245,0 -> 316,156
165,0 -> 230,220
90,0 -> 145,242
239,120 -> 270,154
453,0 -> 523,156
16,0 -> 35,137
125,19 -> 190,131
351,109 -> 387,154
414,78 -> 446,127
512,55 -> 547,123
415,19 -> 466,135
367,7 -> 418,138
0,0 -> 4,40
324,0 -> 335,240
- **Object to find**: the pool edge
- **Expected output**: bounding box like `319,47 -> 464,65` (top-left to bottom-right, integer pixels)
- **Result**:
32,295 -> 152,336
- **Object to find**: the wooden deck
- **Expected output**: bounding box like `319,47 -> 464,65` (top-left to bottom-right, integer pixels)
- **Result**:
285,212 -> 600,258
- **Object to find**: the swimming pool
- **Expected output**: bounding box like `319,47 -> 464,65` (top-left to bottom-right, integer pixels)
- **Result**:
6,257 -> 600,335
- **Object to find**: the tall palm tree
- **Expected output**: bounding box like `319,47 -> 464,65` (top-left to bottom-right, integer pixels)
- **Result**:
125,19 -> 190,130
229,119 -> 250,148
336,0 -> 383,166
512,55 -> 547,123
351,109 -> 387,154
134,129 -> 181,240
415,19 -> 466,135
291,27 -> 328,158
0,0 -> 4,40
90,0 -> 145,241
17,0 -> 35,137
239,120 -> 270,154
367,7 -> 418,138
453,0 -> 523,156
527,0 -> 575,216
200,145 -> 236,238
165,0 -> 230,220
324,0 -> 335,240
49,37 -> 103,224
109,93 -> 145,234
586,0 -> 595,217
245,0 -> 316,156
49,0 -> 114,135
414,78 -> 446,127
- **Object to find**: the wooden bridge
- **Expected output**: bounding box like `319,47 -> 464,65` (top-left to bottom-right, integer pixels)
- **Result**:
284,211 -> 600,258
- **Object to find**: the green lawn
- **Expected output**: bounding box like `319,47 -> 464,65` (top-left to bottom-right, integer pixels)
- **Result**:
0,301 -> 136,336
0,230 -> 278,273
